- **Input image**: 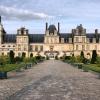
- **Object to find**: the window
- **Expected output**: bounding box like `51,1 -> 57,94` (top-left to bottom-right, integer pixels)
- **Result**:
75,37 -> 79,42
40,46 -> 43,51
76,45 -> 78,50
50,46 -> 54,51
24,45 -> 27,51
18,44 -> 21,51
82,45 -> 85,50
35,46 -> 38,51
51,38 -> 53,43
89,38 -> 93,43
82,37 -> 85,43
86,45 -> 90,50
95,45 -> 97,50
30,46 -> 33,51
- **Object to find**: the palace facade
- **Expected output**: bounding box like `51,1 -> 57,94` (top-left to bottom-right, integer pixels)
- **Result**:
0,16 -> 100,59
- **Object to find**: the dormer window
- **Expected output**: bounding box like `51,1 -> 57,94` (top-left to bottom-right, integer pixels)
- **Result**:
17,27 -> 28,35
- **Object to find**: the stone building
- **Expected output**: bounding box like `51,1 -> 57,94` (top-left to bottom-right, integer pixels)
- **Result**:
0,16 -> 100,59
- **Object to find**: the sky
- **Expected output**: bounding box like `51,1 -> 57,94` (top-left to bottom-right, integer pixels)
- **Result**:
0,0 -> 100,34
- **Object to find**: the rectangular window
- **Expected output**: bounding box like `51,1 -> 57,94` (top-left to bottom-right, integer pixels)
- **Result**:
30,46 -> 33,51
95,45 -> 97,50
89,38 -> 93,43
86,45 -> 90,50
35,46 -> 38,52
82,37 -> 85,43
82,45 -> 85,50
18,44 -> 21,51
76,45 -> 78,50
40,46 -> 43,51
75,37 -> 79,42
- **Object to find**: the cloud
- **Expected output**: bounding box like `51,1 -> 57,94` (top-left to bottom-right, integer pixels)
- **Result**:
0,5 -> 53,20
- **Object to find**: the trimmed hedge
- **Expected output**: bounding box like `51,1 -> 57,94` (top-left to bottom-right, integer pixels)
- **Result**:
0,63 -> 25,72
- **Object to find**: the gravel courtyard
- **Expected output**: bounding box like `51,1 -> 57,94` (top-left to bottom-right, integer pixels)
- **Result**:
0,60 -> 100,100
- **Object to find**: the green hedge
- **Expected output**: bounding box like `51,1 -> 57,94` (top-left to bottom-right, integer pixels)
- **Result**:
0,63 -> 25,72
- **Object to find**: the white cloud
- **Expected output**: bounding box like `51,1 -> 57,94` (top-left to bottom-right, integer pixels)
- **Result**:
0,5 -> 53,20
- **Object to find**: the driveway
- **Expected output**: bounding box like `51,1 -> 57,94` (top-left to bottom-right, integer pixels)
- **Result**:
0,60 -> 100,100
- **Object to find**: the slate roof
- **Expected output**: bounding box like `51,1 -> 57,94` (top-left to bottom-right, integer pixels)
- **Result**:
3,34 -> 44,43
3,33 -> 100,43
4,34 -> 16,43
60,33 -> 72,39
29,34 -> 44,43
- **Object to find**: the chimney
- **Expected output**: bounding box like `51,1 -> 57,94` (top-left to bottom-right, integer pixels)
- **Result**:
46,22 -> 48,30
95,29 -> 98,34
58,22 -> 60,33
0,16 -> 1,23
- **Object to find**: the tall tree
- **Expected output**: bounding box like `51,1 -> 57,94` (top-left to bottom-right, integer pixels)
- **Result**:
80,51 -> 84,63
91,50 -> 97,64
30,53 -> 33,58
9,50 -> 15,63
22,52 -> 26,58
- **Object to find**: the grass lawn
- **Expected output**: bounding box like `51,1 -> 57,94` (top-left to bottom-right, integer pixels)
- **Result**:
83,64 -> 100,73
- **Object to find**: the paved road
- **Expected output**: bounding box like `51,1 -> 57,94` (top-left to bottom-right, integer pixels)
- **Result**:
6,60 -> 100,100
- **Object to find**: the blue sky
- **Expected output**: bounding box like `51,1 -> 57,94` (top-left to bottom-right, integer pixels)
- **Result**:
0,0 -> 100,34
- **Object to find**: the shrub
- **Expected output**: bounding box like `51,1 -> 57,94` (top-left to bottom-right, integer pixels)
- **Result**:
96,56 -> 100,64
91,50 -> 97,64
55,55 -> 58,60
64,56 -> 71,60
0,56 -> 9,65
9,50 -> 15,64
46,56 -> 49,60
14,56 -> 23,63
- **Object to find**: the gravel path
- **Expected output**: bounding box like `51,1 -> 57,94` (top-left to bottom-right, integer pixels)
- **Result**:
0,60 -> 100,100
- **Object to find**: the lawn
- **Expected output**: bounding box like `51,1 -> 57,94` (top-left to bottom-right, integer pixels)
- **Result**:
83,64 -> 100,73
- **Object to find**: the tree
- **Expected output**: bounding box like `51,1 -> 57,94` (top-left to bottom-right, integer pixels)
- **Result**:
14,56 -> 22,63
22,52 -> 26,58
30,53 -> 33,58
0,56 -> 9,65
80,51 -> 84,63
9,50 -> 15,64
91,50 -> 97,64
